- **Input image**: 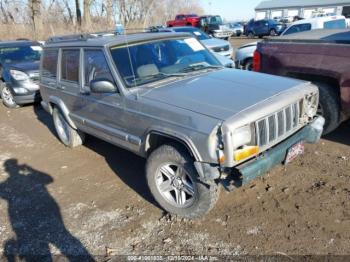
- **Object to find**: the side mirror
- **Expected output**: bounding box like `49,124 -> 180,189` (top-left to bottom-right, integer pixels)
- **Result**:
90,79 -> 117,93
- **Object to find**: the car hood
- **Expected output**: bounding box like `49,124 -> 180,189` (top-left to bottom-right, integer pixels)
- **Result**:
141,69 -> 305,120
201,38 -> 231,49
5,60 -> 40,73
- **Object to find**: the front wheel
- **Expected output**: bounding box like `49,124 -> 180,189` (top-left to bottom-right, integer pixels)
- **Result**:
52,107 -> 85,148
314,82 -> 341,135
146,144 -> 220,219
1,84 -> 19,108
270,29 -> 277,36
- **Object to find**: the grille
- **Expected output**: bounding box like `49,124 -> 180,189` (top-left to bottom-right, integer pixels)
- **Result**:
212,45 -> 230,52
256,102 -> 301,147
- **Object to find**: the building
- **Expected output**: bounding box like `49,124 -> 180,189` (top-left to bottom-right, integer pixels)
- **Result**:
255,0 -> 350,20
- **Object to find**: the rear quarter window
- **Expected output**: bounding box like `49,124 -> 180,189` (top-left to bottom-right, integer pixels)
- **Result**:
324,19 -> 347,29
42,49 -> 58,78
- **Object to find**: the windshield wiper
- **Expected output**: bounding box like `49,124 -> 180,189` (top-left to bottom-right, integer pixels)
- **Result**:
180,64 -> 223,73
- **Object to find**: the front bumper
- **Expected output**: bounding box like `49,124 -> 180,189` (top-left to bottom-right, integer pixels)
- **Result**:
238,116 -> 324,184
195,116 -> 324,184
213,31 -> 232,39
13,90 -> 41,105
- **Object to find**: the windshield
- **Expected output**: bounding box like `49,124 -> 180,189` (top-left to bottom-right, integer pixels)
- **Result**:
173,28 -> 210,40
209,16 -> 223,25
0,45 -> 42,64
110,38 -> 221,87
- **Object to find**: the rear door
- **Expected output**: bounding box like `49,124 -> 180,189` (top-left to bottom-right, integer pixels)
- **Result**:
58,48 -> 83,115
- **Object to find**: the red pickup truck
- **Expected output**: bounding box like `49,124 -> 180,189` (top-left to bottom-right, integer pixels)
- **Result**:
254,29 -> 350,134
166,14 -> 200,28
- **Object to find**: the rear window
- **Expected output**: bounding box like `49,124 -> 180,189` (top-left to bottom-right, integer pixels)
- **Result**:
324,19 -> 347,29
61,49 -> 80,83
42,49 -> 58,78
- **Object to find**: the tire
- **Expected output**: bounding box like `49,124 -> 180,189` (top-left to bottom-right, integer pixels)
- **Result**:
1,84 -> 19,108
146,144 -> 220,219
244,58 -> 253,71
52,107 -> 85,148
270,29 -> 277,36
314,82 -> 341,135
248,32 -> 254,38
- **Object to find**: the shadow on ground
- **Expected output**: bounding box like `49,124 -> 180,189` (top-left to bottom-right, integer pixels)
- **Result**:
0,159 -> 94,262
33,104 -> 158,209
324,120 -> 350,146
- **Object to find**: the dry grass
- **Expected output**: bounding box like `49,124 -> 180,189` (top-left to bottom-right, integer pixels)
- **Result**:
0,21 -> 145,41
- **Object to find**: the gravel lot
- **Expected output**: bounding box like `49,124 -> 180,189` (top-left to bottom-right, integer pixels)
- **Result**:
0,38 -> 349,260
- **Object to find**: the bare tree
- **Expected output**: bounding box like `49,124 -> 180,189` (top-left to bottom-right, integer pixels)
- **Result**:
106,0 -> 113,27
83,0 -> 91,29
75,0 -> 82,27
29,0 -> 43,36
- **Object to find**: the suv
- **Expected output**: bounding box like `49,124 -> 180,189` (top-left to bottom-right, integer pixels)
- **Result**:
40,32 -> 324,218
244,19 -> 286,38
0,40 -> 42,108
199,15 -> 233,40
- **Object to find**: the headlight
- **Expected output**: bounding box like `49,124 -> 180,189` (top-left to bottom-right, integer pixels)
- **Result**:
13,87 -> 29,94
10,70 -> 29,81
232,124 -> 254,149
304,93 -> 319,118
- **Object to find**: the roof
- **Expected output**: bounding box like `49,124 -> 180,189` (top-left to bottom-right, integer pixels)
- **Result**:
256,0 -> 350,10
44,32 -> 190,48
266,28 -> 350,43
0,40 -> 39,47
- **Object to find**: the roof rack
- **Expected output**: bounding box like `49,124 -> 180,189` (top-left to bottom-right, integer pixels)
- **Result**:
47,31 -> 119,43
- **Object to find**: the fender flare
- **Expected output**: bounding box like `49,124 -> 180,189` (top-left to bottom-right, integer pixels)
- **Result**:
48,96 -> 77,130
145,129 -> 202,162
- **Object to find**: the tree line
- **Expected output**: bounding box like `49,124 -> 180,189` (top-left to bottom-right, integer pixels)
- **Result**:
0,0 -> 203,39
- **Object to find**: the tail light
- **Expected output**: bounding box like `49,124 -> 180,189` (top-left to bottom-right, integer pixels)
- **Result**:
253,50 -> 261,72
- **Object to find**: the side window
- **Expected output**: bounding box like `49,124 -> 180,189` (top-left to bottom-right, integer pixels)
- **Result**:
84,49 -> 115,87
61,49 -> 80,83
324,19 -> 346,29
284,23 -> 311,35
42,49 -> 58,78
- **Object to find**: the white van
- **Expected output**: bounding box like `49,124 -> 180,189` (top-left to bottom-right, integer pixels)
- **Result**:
282,15 -> 347,35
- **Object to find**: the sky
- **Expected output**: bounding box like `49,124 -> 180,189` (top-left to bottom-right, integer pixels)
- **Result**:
200,0 -> 262,21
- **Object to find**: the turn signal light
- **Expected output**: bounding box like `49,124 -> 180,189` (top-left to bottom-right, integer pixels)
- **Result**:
234,146 -> 259,162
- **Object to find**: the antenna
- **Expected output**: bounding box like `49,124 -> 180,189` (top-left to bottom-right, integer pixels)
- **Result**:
121,25 -> 137,88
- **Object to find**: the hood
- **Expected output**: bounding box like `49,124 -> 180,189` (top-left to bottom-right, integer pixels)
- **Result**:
239,41 -> 258,49
5,60 -> 40,73
141,69 -> 304,120
201,38 -> 231,49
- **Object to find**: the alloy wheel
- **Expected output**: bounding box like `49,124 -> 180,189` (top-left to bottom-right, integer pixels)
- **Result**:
155,163 -> 196,208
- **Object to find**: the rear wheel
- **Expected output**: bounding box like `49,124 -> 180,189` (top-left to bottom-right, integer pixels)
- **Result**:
248,32 -> 254,38
1,84 -> 19,108
52,107 -> 85,148
146,144 -> 220,219
314,82 -> 341,135
244,58 -> 253,71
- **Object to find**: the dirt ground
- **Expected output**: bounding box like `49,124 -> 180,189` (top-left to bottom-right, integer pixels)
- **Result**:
0,38 -> 349,261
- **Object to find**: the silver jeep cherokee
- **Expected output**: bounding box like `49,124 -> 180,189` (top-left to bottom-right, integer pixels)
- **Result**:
40,32 -> 324,218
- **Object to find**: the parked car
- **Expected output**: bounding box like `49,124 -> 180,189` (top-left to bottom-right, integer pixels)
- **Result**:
282,15 -> 347,35
254,29 -> 350,134
153,26 -> 234,59
244,19 -> 286,38
236,15 -> 348,71
166,14 -> 200,28
199,15 -> 233,40
0,40 -> 42,108
227,22 -> 244,36
40,32 -> 323,218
